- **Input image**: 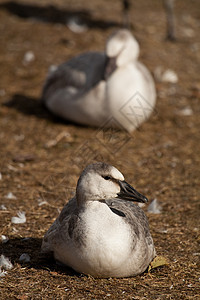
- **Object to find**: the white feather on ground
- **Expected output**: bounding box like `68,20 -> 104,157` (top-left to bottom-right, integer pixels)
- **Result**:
148,199 -> 162,214
11,211 -> 26,224
1,235 -> 9,243
0,255 -> 13,270
5,192 -> 17,200
0,204 -> 7,210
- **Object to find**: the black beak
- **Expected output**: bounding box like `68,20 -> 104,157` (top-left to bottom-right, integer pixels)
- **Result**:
103,56 -> 117,80
117,180 -> 148,203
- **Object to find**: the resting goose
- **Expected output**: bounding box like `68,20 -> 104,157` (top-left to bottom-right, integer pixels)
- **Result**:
41,162 -> 156,278
42,30 -> 156,132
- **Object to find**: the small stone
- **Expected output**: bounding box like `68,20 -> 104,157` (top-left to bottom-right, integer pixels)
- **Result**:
19,253 -> 30,263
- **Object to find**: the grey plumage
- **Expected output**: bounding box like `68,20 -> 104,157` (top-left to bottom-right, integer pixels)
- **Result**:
41,162 -> 155,278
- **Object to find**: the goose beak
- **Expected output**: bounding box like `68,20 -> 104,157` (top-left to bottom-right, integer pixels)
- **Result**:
103,56 -> 117,80
117,180 -> 148,203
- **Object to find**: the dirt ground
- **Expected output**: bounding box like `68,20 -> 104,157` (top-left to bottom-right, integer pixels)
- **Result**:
0,0 -> 200,299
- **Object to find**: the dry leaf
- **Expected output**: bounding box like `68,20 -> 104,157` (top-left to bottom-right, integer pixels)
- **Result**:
148,256 -> 168,272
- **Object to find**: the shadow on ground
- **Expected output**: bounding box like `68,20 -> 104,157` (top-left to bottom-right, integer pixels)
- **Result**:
3,94 -> 102,130
0,237 -> 79,276
0,1 -> 120,29
3,94 -> 65,123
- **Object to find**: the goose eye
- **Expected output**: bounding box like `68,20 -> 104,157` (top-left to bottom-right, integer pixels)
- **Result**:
103,176 -> 111,180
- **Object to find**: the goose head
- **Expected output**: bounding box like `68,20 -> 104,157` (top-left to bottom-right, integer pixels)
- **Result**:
76,162 -> 148,206
104,29 -> 140,79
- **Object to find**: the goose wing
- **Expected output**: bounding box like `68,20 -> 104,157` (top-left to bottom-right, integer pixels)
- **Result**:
41,197 -> 77,253
42,51 -> 106,102
105,198 -> 153,246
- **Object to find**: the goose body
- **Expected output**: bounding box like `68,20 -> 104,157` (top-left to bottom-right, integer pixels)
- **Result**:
41,162 -> 156,278
42,30 -> 156,132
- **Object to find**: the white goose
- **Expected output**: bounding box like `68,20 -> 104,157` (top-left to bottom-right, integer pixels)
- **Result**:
42,30 -> 156,132
41,162 -> 156,278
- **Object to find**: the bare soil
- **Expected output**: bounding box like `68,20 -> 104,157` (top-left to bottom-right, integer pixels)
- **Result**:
0,0 -> 200,299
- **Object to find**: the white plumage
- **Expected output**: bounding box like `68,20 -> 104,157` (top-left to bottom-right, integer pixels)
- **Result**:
41,162 -> 155,278
42,30 -> 156,132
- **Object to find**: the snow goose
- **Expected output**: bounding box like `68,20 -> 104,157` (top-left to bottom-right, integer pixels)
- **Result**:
41,162 -> 156,278
42,29 -> 156,132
